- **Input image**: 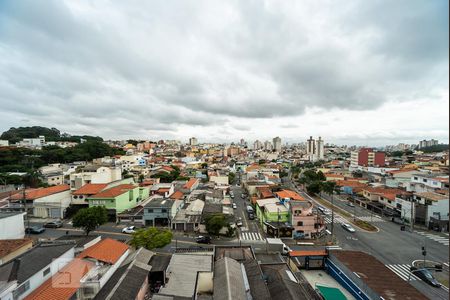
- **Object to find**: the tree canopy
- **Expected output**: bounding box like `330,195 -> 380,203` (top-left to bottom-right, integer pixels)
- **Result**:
1,126 -> 103,144
205,213 -> 227,236
130,227 -> 173,250
72,206 -> 108,235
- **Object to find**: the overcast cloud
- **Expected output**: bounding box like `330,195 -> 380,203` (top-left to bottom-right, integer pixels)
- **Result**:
0,0 -> 448,145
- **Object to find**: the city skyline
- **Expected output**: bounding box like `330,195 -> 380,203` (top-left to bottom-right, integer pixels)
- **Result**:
0,1 -> 448,145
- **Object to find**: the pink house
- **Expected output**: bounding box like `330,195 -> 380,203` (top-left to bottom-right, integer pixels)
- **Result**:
291,201 -> 325,239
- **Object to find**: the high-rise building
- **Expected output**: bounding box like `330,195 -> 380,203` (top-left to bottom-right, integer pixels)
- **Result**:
264,141 -> 273,151
419,139 -> 438,149
189,137 -> 198,146
273,136 -> 282,152
350,148 -> 385,168
305,136 -> 324,161
253,140 -> 263,150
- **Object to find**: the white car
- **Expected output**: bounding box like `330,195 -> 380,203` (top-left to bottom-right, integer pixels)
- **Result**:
122,226 -> 136,234
341,223 -> 356,233
236,218 -> 243,227
232,203 -> 237,209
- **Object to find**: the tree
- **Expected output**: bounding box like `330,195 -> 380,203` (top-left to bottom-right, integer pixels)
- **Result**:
306,181 -> 322,195
225,224 -> 236,237
72,206 -> 108,235
205,213 -> 227,236
130,227 -> 173,250
228,172 -> 236,184
201,163 -> 208,169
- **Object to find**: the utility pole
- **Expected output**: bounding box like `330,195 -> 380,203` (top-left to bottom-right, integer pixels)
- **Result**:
410,196 -> 415,232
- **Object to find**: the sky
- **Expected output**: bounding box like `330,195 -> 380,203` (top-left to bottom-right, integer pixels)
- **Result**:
0,0 -> 448,146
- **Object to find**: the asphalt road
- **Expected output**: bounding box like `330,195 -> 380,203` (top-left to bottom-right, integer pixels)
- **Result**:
286,179 -> 449,300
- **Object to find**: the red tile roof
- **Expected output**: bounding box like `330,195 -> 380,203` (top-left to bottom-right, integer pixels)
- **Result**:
78,238 -> 129,264
10,185 -> 70,201
24,259 -> 94,300
72,184 -> 108,195
160,166 -> 174,172
256,187 -> 273,198
183,178 -> 198,189
89,184 -> 136,198
170,191 -> 184,200
275,190 -> 304,201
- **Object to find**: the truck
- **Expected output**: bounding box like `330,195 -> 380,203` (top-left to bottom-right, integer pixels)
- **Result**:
265,238 -> 291,255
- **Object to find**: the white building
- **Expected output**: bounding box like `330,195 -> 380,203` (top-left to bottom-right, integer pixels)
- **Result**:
18,136 -> 45,149
419,139 -> 438,149
264,140 -> 273,151
0,140 -> 9,146
253,140 -> 263,150
189,137 -> 198,146
273,136 -> 282,152
414,192 -> 449,227
69,166 -> 122,190
0,212 -> 26,240
306,136 -> 325,162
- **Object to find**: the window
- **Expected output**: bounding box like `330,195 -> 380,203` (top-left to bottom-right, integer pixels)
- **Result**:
414,177 -> 418,180
73,195 -> 78,199
161,209 -> 167,213
147,209 -> 153,213
43,267 -> 50,277
79,195 -> 83,199
297,221 -> 303,226
13,281 -> 30,297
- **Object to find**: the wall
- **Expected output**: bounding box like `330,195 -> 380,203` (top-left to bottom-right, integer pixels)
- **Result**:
426,199 -> 449,226
0,240 -> 33,265
18,247 -> 75,300
33,191 -> 71,218
0,213 -> 26,239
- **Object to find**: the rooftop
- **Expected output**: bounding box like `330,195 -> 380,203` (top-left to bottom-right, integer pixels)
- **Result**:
415,192 -> 448,201
72,183 -> 108,195
10,184 -> 70,201
89,184 -> 136,199
213,257 -> 246,300
0,238 -> 32,259
78,238 -> 129,264
144,197 -> 174,208
275,190 -> 304,201
157,253 -> 213,298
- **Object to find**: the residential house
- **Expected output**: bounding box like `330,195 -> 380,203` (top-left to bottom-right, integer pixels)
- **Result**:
143,198 -> 184,226
93,247 -> 154,300
255,198 -> 292,238
385,169 -> 418,188
408,173 -> 449,193
150,183 -> 175,198
11,185 -> 71,219
0,239 -> 33,265
181,178 -> 200,193
414,192 -> 449,229
24,238 -> 130,300
0,243 -> 75,300
71,178 -> 135,206
172,199 -> 204,232
69,166 -> 122,191
39,164 -> 64,186
209,171 -> 229,185
0,212 -> 26,239
87,184 -> 150,219
291,201 -> 325,240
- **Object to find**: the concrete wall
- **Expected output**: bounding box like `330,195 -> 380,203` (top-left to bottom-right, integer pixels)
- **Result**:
0,213 -> 26,239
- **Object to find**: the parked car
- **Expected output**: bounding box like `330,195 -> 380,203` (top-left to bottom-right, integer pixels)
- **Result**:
236,217 -> 243,227
230,194 -> 234,199
248,213 -> 255,220
411,268 -> 441,287
341,223 -> 356,233
43,220 -> 63,228
196,235 -> 211,244
232,203 -> 237,209
122,226 -> 136,234
347,202 -> 355,207
25,226 -> 46,234
317,206 -> 326,214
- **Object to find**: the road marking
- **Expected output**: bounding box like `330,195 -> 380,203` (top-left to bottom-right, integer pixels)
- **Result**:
441,285 -> 449,292
325,245 -> 342,250
385,264 -> 419,281
240,231 -> 265,241
415,231 -> 449,246
357,216 -> 386,222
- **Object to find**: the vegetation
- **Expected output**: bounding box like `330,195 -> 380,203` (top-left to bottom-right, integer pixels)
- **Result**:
228,172 -> 236,184
418,144 -> 449,153
130,227 -> 173,250
150,165 -> 181,183
205,213 -> 227,236
1,126 -> 103,144
72,206 -> 108,235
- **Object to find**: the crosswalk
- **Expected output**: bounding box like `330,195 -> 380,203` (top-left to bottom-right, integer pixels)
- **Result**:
415,231 -> 449,246
325,245 -> 342,251
240,231 -> 266,241
323,215 -> 347,224
385,264 -> 420,281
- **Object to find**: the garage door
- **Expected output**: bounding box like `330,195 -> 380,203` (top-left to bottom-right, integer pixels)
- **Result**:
49,208 -> 61,218
175,223 -> 184,231
186,223 -> 194,232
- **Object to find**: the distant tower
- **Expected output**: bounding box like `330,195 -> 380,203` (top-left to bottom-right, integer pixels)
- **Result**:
273,137 -> 282,152
315,137 -> 324,160
189,137 -> 198,146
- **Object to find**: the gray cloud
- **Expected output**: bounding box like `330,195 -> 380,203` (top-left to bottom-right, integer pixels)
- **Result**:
0,0 -> 447,142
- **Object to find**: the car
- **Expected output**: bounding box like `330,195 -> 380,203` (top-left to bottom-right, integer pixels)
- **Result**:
241,194 -> 246,198
25,226 -> 46,234
229,222 -> 236,229
122,226 -> 136,234
232,203 -> 237,209
236,217 -> 243,227
196,235 -> 211,244
248,213 -> 255,220
347,202 -> 355,207
411,268 -> 441,287
230,194 -> 234,199
43,220 -> 63,228
317,206 -> 325,214
341,223 -> 356,233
